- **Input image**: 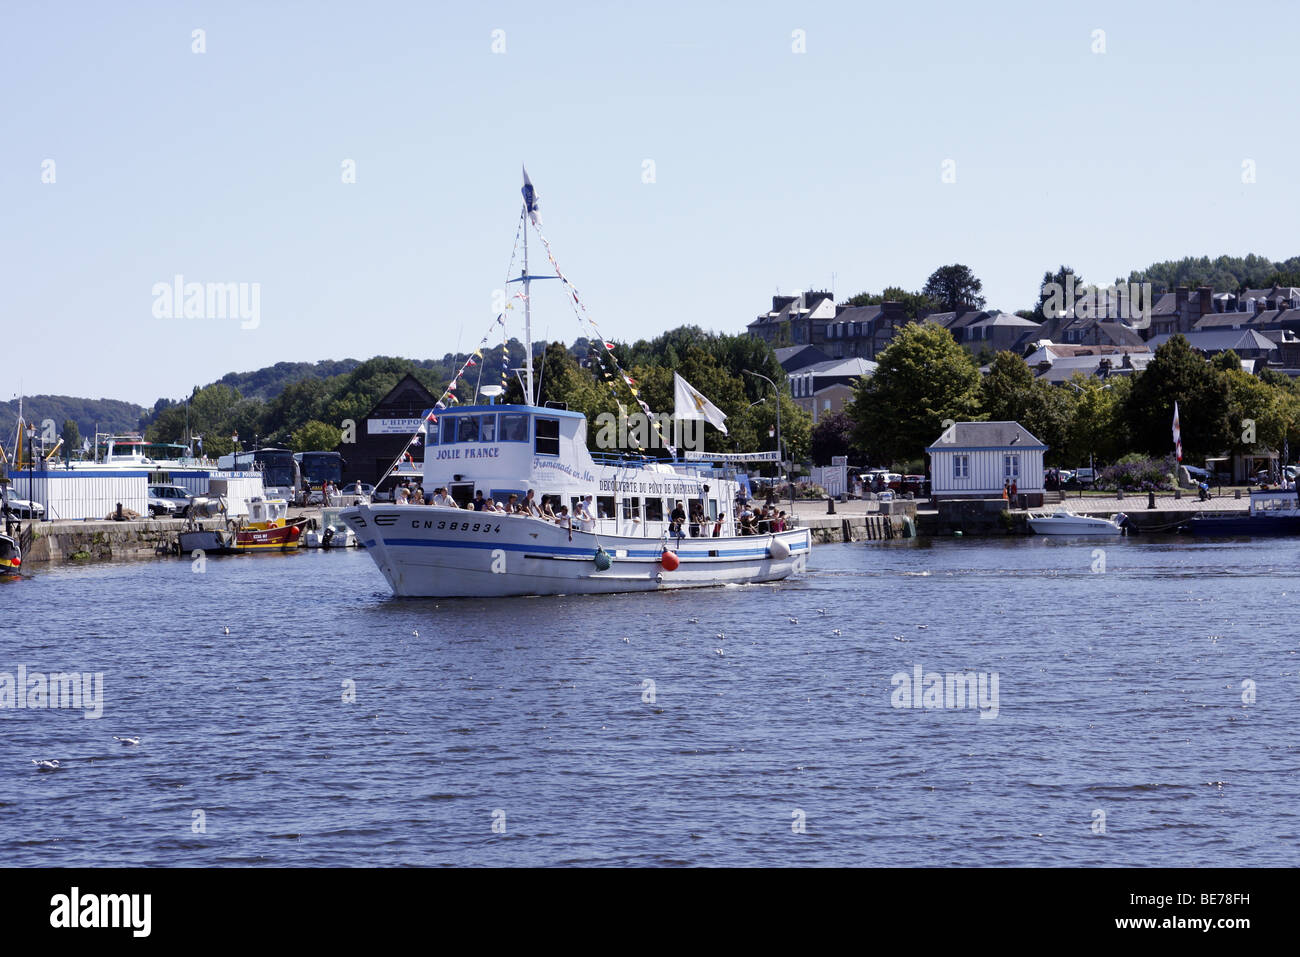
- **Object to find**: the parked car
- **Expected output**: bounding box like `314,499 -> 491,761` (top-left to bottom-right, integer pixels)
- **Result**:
309,482 -> 374,506
901,475 -> 928,497
338,482 -> 373,505
148,484 -> 193,517
0,489 -> 44,519
1066,468 -> 1097,486
1183,466 -> 1211,482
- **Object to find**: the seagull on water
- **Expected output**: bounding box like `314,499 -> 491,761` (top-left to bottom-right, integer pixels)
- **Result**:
114,736 -> 140,746
223,627 -> 230,635
32,759 -> 61,770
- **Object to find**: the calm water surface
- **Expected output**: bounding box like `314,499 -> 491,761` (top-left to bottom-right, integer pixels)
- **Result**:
1,536 -> 1296,866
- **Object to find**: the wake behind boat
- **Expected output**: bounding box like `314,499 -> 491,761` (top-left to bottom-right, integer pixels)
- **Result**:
340,170 -> 811,598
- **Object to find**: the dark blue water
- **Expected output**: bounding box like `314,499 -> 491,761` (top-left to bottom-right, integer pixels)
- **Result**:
1,537 -> 1296,866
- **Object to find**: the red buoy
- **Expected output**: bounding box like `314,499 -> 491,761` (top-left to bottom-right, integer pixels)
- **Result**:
660,549 -> 679,571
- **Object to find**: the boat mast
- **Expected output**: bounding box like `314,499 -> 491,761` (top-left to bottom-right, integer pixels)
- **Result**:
523,215 -> 534,406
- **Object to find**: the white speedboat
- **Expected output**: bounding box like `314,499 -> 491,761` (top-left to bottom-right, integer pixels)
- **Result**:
1028,509 -> 1125,536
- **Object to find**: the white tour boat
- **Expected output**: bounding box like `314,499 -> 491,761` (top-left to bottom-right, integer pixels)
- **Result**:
340,172 -> 811,598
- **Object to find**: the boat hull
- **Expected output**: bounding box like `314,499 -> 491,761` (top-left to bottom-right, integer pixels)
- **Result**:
340,505 -> 811,598
1187,515 -> 1300,536
1028,520 -> 1121,536
0,533 -> 20,572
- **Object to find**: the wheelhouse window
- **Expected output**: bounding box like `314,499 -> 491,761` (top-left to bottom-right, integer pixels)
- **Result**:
425,417 -> 440,445
456,416 -> 480,443
953,455 -> 970,479
621,498 -> 641,520
499,413 -> 529,442
477,414 -> 497,443
534,417 -> 560,456
596,495 -> 616,519
644,498 -> 664,522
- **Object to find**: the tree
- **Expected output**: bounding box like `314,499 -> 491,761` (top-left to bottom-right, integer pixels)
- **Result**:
1033,265 -> 1082,321
1062,374 -> 1124,465
844,287 -> 938,320
922,264 -> 986,313
61,419 -> 81,457
291,420 -> 344,453
980,352 -> 1074,463
1124,335 -> 1230,461
845,323 -> 982,465
810,409 -> 857,465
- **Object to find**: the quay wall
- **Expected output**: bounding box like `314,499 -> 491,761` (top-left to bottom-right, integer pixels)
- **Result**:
13,518 -> 229,564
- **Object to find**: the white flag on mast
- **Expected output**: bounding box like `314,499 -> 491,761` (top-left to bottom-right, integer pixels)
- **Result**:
1172,400 -> 1182,462
674,373 -> 728,435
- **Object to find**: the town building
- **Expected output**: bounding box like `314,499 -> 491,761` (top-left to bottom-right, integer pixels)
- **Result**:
338,372 -> 437,490
789,357 -> 877,424
925,421 -> 1047,506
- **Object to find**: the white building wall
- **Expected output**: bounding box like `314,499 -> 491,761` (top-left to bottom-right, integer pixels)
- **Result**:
929,449 -> 1044,496
206,473 -> 266,516
11,472 -> 149,520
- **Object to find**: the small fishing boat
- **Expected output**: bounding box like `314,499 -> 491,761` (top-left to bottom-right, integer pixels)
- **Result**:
1184,488 -> 1300,536
177,497 -> 306,554
1028,509 -> 1125,536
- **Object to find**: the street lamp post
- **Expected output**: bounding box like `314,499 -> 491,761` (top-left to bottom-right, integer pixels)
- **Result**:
26,425 -> 36,525
744,369 -> 793,513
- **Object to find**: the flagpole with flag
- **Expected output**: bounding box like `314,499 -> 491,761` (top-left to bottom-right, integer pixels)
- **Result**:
673,373 -> 729,453
1172,401 -> 1182,463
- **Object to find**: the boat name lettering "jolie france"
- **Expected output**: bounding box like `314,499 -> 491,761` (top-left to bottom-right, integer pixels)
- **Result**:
434,448 -> 500,460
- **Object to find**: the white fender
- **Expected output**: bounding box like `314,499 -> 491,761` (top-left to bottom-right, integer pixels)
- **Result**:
767,537 -> 791,560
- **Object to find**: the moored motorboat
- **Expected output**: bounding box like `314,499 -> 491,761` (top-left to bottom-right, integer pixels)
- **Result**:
1185,488 -> 1300,536
1028,509 -> 1125,536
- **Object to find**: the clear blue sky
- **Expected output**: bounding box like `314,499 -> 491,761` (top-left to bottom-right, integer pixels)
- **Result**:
4,0 -> 1298,406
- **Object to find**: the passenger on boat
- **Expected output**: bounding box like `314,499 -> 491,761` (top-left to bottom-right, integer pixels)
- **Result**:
523,490 -> 542,517
397,486 -> 411,504
432,487 -> 454,508
506,493 -> 521,514
541,499 -> 556,520
556,505 -> 571,528
738,503 -> 755,535
669,501 -> 686,535
473,490 -> 487,511
688,504 -> 704,537
576,495 -> 595,531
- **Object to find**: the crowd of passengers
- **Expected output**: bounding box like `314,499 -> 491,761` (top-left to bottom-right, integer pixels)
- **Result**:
390,480 -> 793,536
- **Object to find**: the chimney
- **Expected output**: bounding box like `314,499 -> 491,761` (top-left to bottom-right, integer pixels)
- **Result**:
772,295 -> 796,313
1196,285 -> 1213,318
1174,286 -> 1189,312
882,301 -> 904,324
